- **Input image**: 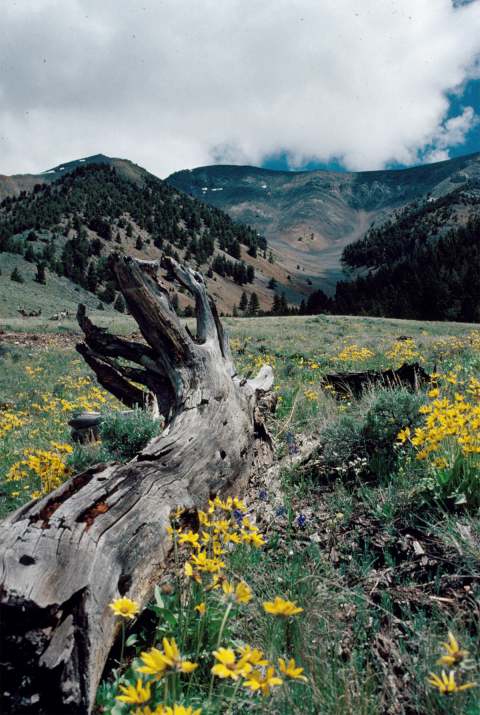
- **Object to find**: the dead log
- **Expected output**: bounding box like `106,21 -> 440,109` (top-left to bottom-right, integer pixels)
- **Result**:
0,256 -> 276,715
321,362 -> 430,398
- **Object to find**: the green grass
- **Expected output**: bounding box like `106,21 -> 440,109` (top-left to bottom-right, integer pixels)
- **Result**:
0,252 -> 114,319
1,314 -> 479,714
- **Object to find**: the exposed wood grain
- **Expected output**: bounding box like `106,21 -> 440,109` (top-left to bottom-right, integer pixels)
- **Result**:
0,256 -> 276,715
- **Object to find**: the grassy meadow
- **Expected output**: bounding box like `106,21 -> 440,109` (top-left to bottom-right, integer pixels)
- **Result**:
1,313 -> 479,715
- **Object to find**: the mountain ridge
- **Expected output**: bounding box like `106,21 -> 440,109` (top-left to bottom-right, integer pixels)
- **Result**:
1,152 -> 479,304
165,151 -> 480,293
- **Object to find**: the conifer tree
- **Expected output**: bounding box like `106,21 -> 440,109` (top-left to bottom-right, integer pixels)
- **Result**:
113,293 -> 125,313
272,293 -> 281,314
87,263 -> 98,293
35,261 -> 47,285
248,292 -> 260,316
239,291 -> 248,312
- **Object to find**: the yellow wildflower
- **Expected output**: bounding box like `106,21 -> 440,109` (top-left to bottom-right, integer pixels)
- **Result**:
138,638 -> 197,678
263,596 -> 303,617
211,648 -> 252,680
160,706 -> 202,715
161,637 -> 198,674
243,666 -> 283,696
437,631 -> 468,668
185,562 -> 202,584
117,678 -> 151,704
238,645 -> 268,666
427,670 -> 476,694
137,647 -> 168,681
278,657 -> 308,681
178,530 -> 199,547
109,597 -> 139,619
222,580 -> 252,604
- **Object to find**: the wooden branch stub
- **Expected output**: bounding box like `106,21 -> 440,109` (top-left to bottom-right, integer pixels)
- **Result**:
112,256 -> 196,365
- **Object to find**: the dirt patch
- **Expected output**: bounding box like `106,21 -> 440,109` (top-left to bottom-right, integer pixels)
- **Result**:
0,330 -> 146,352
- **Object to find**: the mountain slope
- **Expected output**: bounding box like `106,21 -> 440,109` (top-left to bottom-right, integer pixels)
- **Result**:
322,185 -> 480,322
166,152 -> 480,293
2,152 -> 479,307
1,161 -> 295,317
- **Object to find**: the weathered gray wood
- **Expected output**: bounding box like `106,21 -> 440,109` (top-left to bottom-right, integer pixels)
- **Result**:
0,256 -> 276,715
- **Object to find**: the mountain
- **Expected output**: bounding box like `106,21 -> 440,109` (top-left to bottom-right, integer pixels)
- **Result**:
1,160 -> 291,317
166,152 -> 480,294
0,154 -> 151,203
1,152 -> 479,319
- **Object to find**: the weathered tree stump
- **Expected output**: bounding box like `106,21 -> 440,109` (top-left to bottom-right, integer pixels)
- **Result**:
0,256 -> 276,715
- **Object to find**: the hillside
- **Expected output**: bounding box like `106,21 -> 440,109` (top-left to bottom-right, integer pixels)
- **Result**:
166,152 -> 480,294
0,162 -> 300,317
299,185 -> 480,322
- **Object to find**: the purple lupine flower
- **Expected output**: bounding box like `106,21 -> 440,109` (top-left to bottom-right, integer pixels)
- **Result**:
297,512 -> 307,528
259,490 -> 267,501
286,432 -> 293,444
276,507 -> 285,518
233,509 -> 243,527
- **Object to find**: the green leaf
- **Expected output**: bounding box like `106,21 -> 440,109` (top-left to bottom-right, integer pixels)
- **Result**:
125,633 -> 139,647
154,584 -> 165,609
159,608 -> 178,627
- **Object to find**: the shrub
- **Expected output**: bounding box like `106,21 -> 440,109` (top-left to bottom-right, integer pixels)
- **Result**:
100,408 -> 163,462
318,387 -> 425,477
401,376 -> 480,509
10,267 -> 24,283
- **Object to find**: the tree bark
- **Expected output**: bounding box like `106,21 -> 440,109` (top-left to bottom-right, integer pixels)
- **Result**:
0,256 -> 276,715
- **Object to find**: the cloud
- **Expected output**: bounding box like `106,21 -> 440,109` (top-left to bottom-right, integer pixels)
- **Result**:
419,106 -> 479,163
0,0 -> 479,177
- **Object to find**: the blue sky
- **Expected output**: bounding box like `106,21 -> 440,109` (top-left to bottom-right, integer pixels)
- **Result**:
1,0 -> 479,178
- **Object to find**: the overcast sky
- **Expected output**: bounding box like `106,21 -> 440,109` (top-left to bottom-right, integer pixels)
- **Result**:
1,0 -> 479,179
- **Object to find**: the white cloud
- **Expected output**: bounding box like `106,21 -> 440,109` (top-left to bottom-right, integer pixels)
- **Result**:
0,0 -> 479,177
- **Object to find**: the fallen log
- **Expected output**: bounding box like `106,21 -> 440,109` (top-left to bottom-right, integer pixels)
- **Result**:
0,256 -> 276,715
321,362 -> 431,398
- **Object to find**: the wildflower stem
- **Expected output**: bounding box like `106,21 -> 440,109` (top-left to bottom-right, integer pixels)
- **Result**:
172,526 -> 183,638
214,680 -> 226,715
217,603 -> 233,649
226,677 -> 243,714
206,603 -> 233,714
163,674 -> 169,708
114,620 -> 126,698
260,693 -> 267,715
206,674 -> 215,714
